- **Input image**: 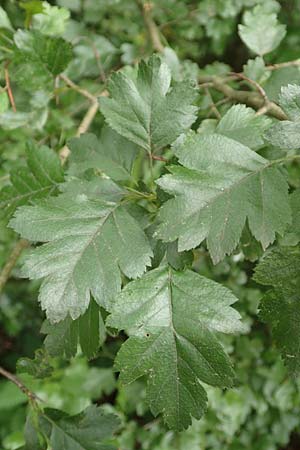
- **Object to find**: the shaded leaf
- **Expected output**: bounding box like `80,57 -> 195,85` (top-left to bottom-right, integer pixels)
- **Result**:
107,265 -> 244,430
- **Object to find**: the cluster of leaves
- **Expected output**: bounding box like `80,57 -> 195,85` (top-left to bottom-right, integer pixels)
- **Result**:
0,1 -> 300,449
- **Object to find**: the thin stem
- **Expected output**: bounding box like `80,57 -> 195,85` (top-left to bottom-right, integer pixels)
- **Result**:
59,74 -> 96,102
137,0 -> 164,52
0,366 -> 41,402
267,59 -> 300,71
0,239 -> 29,294
4,63 -> 16,112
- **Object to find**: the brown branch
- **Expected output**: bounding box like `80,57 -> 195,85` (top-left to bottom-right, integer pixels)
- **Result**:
0,239 -> 29,295
267,59 -> 300,71
4,63 -> 16,112
0,366 -> 41,402
59,74 -> 96,102
199,76 -> 287,121
137,1 -> 164,52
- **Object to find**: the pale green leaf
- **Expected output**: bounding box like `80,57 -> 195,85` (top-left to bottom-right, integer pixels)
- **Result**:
156,132 -> 291,263
32,1 -> 70,36
264,121 -> 300,149
10,192 -> 153,322
107,265 -> 244,430
100,55 -> 198,153
216,104 -> 271,149
0,6 -> 13,30
238,6 -> 286,55
278,84 -> 300,121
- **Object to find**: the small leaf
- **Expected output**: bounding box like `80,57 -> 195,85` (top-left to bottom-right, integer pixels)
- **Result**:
100,55 -> 198,153
216,104 -> 271,149
11,30 -> 72,92
238,6 -> 286,55
107,265 -> 245,430
278,84 -> 300,121
17,349 -> 53,379
0,142 -> 64,219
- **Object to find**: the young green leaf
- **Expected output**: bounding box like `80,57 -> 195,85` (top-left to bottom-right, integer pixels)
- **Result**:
42,299 -> 106,359
156,132 -> 291,264
278,84 -> 300,121
100,55 -> 198,153
10,192 -> 153,322
254,246 -> 300,373
0,143 -> 64,219
38,405 -> 120,450
216,104 -> 271,149
238,6 -> 286,55
107,265 -> 245,430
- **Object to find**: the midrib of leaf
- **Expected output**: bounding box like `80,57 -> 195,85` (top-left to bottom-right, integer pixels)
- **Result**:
53,204 -> 119,300
167,267 -> 180,426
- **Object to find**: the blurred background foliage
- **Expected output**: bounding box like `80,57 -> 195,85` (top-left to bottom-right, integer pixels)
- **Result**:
1,0 -> 300,449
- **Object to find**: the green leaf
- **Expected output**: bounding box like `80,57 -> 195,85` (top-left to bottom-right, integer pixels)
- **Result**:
32,2 -> 70,36
0,7 -> 13,30
10,191 -> 153,322
107,265 -> 245,430
68,128 -> 139,182
282,189 -> 300,245
100,55 -> 198,153
11,30 -> 73,92
243,56 -> 267,83
216,104 -> 271,149
0,142 -> 64,219
254,246 -> 300,373
39,405 -> 120,450
156,132 -> 291,264
264,121 -> 300,149
42,299 -> 106,359
17,349 -> 53,379
20,1 -> 45,29
278,84 -> 300,121
238,6 -> 286,56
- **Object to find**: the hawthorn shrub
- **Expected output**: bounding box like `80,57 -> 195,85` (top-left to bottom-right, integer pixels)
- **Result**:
0,1 -> 300,449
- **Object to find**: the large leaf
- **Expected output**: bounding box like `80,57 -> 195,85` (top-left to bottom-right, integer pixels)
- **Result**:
38,405 -> 120,450
238,5 -> 286,56
254,246 -> 300,373
156,132 -> 291,264
10,192 -> 153,322
0,143 -> 64,219
107,265 -> 245,430
68,128 -> 139,182
100,55 -> 198,153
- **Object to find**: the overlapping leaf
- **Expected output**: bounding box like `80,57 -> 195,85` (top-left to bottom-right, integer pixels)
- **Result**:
254,246 -> 300,373
100,55 -> 198,153
42,299 -> 106,359
10,191 -> 153,322
68,127 -> 139,182
37,405 -> 120,450
0,143 -> 64,219
156,132 -> 291,264
107,265 -> 244,430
